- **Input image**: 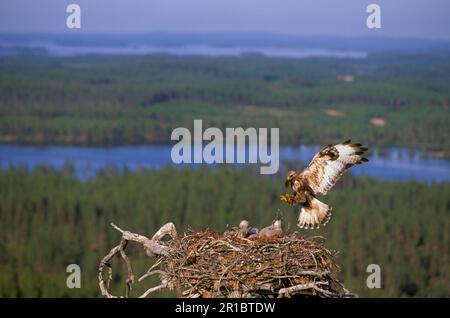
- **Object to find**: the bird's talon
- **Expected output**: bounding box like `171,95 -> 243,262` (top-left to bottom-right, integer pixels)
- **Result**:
280,194 -> 295,205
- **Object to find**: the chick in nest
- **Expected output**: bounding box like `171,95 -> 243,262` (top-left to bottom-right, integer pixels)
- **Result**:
224,220 -> 259,238
258,219 -> 283,238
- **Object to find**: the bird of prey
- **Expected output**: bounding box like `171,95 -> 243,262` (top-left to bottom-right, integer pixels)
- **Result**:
280,140 -> 368,229
224,220 -> 258,238
258,219 -> 283,238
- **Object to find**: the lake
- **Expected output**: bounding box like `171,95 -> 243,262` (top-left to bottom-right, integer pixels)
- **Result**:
0,41 -> 367,59
0,144 -> 449,182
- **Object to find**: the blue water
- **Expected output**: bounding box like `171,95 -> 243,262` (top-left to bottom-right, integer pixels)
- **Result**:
0,144 -> 449,182
0,41 -> 367,59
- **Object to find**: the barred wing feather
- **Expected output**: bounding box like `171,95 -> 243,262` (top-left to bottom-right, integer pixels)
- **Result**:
305,140 -> 368,195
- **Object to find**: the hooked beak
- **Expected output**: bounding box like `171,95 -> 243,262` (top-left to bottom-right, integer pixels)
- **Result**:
284,179 -> 290,187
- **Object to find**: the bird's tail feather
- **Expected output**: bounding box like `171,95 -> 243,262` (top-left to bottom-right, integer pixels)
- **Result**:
298,198 -> 332,229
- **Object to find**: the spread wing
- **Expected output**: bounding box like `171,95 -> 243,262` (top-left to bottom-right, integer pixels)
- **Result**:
303,140 -> 368,195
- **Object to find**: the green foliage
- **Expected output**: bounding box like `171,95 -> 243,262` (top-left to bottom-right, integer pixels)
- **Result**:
0,55 -> 449,155
0,166 -> 448,297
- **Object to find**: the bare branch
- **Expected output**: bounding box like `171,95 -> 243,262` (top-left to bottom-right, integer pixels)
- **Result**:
111,222 -> 170,256
138,270 -> 166,283
278,282 -> 337,298
98,244 -> 121,298
139,284 -> 165,298
152,222 -> 177,241
98,223 -> 177,298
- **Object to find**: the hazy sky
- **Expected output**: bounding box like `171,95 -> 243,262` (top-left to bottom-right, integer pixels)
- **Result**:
1,0 -> 449,39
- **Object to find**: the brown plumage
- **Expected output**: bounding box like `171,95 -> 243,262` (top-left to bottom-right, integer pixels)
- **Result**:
258,220 -> 283,238
280,140 -> 368,229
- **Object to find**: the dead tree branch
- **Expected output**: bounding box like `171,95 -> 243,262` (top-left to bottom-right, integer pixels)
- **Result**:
98,222 -> 175,298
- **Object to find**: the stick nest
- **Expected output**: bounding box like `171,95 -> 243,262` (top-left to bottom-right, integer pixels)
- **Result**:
99,224 -> 356,298
165,231 -> 353,298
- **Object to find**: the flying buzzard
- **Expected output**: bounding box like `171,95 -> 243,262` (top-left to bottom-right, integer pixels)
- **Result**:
280,140 -> 368,229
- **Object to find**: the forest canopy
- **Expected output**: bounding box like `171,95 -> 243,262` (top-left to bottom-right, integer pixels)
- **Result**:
0,54 -> 449,156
